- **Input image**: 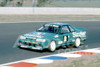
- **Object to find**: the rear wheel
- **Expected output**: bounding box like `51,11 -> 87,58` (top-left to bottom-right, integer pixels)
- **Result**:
48,41 -> 56,52
74,38 -> 81,48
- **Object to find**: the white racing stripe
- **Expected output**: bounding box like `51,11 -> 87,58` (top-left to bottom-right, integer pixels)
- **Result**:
23,59 -> 53,64
0,65 -> 12,67
82,49 -> 100,53
55,53 -> 82,58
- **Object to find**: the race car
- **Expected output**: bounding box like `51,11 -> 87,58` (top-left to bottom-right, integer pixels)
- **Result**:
17,23 -> 87,51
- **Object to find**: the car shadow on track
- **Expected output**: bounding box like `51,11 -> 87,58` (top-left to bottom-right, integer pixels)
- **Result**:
18,46 -> 58,53
17,44 -> 87,53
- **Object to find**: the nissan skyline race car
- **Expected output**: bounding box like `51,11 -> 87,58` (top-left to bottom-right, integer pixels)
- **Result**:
17,23 -> 87,51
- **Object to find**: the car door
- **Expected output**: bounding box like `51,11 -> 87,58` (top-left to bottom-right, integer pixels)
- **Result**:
59,25 -> 71,46
67,25 -> 76,43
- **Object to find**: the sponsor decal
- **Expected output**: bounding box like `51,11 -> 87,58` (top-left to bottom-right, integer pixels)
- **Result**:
72,32 -> 86,37
45,24 -> 59,28
54,35 -> 59,38
58,41 -> 63,44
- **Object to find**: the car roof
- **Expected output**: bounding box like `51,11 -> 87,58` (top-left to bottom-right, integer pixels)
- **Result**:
46,23 -> 70,26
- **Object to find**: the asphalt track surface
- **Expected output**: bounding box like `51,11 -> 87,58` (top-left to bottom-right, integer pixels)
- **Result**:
0,21 -> 100,64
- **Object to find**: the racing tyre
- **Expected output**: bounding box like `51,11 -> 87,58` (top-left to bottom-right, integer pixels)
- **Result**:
74,38 -> 81,48
48,41 -> 56,52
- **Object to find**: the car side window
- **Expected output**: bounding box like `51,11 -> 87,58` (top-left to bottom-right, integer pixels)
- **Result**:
61,26 -> 70,34
68,25 -> 75,32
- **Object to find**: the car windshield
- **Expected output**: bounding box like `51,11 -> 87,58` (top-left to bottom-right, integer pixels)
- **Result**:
37,24 -> 60,34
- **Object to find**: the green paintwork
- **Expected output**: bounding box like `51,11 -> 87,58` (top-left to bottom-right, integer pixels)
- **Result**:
18,23 -> 87,50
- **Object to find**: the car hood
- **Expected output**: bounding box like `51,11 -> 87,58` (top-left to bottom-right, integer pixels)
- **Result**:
23,31 -> 58,39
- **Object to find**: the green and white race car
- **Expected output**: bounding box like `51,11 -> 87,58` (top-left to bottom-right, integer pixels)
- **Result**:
17,23 -> 87,51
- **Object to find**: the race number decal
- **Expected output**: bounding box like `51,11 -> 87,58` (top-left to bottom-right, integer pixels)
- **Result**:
63,36 -> 68,42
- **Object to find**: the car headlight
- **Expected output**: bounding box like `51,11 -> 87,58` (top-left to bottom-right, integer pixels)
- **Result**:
36,39 -> 46,42
20,36 -> 26,39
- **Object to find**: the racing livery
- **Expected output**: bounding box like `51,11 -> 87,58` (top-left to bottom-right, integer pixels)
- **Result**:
17,23 -> 87,51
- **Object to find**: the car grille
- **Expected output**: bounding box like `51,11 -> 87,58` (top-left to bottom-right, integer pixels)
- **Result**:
19,41 -> 37,47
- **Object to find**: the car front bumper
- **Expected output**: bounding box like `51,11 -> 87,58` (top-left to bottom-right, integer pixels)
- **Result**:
19,43 -> 43,50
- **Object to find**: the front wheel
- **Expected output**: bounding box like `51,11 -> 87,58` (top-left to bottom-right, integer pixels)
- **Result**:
74,38 -> 81,48
48,41 -> 56,52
